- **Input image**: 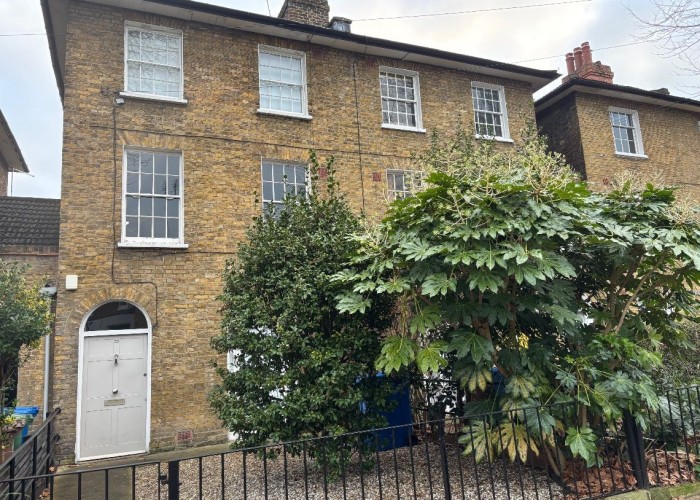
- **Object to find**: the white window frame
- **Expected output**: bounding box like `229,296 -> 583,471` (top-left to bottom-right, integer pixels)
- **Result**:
121,21 -> 186,104
260,158 -> 310,212
386,169 -> 425,201
257,45 -> 311,120
471,82 -> 512,142
118,147 -> 187,249
379,66 -> 425,133
608,106 -> 647,158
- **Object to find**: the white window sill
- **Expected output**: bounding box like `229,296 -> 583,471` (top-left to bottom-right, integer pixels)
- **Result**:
614,152 -> 648,160
118,241 -> 189,249
381,124 -> 426,133
119,92 -> 188,105
475,134 -> 514,143
257,109 -> 312,120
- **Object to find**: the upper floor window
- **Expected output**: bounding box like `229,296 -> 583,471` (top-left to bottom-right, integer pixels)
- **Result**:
261,160 -> 308,215
125,23 -> 183,100
471,83 -> 510,141
122,149 -> 184,247
258,46 -> 309,118
380,68 -> 424,132
387,169 -> 425,201
609,108 -> 645,157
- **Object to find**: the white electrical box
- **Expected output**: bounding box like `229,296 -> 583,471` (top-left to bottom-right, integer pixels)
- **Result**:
66,275 -> 78,290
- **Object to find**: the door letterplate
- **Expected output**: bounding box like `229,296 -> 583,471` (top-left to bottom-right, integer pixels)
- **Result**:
104,399 -> 126,407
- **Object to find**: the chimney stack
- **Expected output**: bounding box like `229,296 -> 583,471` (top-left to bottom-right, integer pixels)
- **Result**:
278,0 -> 330,27
563,42 -> 614,84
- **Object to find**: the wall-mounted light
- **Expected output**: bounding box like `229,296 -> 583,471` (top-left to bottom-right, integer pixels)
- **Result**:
114,96 -> 125,106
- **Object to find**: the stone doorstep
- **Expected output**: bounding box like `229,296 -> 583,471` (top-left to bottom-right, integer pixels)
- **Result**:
52,443 -> 233,499
57,442 -> 233,473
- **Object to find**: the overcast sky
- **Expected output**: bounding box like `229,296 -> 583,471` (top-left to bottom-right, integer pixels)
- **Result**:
0,0 -> 695,199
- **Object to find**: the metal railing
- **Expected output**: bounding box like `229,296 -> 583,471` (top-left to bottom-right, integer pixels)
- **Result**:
2,386 -> 698,499
0,407 -> 61,499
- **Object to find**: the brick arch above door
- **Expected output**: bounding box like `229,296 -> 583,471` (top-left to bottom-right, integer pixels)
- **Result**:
58,284 -> 157,337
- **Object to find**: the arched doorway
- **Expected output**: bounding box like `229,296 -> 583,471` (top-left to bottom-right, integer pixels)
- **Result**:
76,301 -> 151,461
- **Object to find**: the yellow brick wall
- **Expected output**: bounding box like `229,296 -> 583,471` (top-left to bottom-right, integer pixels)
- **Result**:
49,0 -> 538,460
540,92 -> 700,200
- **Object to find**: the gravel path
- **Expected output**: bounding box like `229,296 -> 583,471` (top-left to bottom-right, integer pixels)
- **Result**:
134,442 -> 564,499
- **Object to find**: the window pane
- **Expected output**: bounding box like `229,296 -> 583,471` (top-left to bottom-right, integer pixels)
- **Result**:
155,154 -> 167,174
262,162 -> 273,181
154,175 -> 168,195
167,198 -> 179,217
126,216 -> 138,237
167,218 -> 179,239
168,177 -> 179,196
139,217 -> 152,238
127,152 -> 140,172
154,197 -> 166,217
273,183 -> 284,201
153,218 -> 166,238
126,173 -> 139,194
140,197 -> 153,216
140,174 -> 153,194
126,195 -> 139,216
262,181 -> 273,202
168,156 -> 180,175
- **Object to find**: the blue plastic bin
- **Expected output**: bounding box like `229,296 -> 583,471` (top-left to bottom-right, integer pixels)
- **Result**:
360,374 -> 413,451
12,406 -> 40,444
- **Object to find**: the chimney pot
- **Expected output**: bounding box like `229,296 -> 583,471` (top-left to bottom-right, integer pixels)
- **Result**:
581,42 -> 593,65
573,47 -> 583,70
565,53 -> 575,74
563,42 -> 614,84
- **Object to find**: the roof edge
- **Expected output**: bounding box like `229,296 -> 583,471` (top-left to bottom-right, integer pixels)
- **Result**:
0,109 -> 29,173
41,0 -> 64,104
535,78 -> 700,114
42,0 -> 559,94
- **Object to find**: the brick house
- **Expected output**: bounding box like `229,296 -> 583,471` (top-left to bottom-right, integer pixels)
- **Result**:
0,197 -> 60,417
37,0 -> 558,462
536,43 -> 700,199
0,109 -> 29,196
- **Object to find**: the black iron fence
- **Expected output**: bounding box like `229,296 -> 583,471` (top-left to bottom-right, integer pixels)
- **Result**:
0,407 -> 61,499
1,386 -> 699,499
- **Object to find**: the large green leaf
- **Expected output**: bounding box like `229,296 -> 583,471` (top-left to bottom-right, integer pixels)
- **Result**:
448,331 -> 495,365
565,426 -> 599,467
375,336 -> 417,374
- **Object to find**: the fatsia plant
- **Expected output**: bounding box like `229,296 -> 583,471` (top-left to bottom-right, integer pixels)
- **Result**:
335,130 -> 700,470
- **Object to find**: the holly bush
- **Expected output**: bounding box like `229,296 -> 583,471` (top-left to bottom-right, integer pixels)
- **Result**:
335,130 -> 700,471
210,153 -> 395,474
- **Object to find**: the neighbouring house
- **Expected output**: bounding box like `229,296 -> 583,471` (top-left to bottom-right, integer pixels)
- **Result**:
37,0 -> 558,462
0,109 -> 29,196
536,43 -> 700,199
0,196 -> 60,417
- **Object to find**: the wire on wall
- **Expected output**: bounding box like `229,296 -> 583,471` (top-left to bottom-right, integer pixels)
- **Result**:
110,96 -> 160,327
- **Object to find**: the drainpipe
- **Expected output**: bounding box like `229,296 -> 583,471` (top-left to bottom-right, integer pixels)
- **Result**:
43,333 -> 50,420
40,285 -> 57,420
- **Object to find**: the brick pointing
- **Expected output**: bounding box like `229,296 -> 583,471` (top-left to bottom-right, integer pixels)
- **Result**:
542,92 -> 700,200
537,94 -> 586,176
46,0 -> 538,461
278,0 -> 330,27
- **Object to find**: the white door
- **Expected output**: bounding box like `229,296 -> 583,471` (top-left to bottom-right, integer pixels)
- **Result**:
80,334 -> 148,460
